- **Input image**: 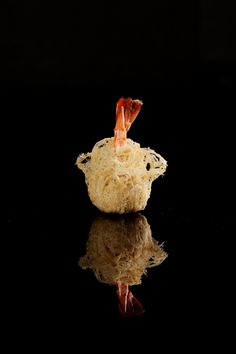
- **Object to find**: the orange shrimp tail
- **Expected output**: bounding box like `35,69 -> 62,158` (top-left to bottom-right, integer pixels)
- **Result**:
114,97 -> 143,147
116,283 -> 145,317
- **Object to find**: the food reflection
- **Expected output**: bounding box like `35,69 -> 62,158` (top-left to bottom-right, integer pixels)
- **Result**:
79,213 -> 167,317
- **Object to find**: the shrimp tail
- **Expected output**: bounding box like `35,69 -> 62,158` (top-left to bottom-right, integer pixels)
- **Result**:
114,97 -> 143,147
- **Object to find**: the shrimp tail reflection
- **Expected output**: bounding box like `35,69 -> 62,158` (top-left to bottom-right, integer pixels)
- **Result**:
117,282 -> 144,317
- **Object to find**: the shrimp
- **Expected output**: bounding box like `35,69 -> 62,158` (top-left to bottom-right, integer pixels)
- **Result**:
76,97 -> 167,213
114,97 -> 143,147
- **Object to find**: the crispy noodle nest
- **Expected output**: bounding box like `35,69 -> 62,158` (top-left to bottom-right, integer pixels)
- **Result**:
76,137 -> 167,213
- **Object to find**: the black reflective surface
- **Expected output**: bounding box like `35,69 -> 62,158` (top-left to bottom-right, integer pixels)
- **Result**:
6,86 -> 234,347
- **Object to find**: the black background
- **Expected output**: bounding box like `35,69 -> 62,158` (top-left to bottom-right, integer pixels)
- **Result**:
5,0 -> 235,349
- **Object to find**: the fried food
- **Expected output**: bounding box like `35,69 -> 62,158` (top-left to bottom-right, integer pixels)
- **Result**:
76,98 -> 167,213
